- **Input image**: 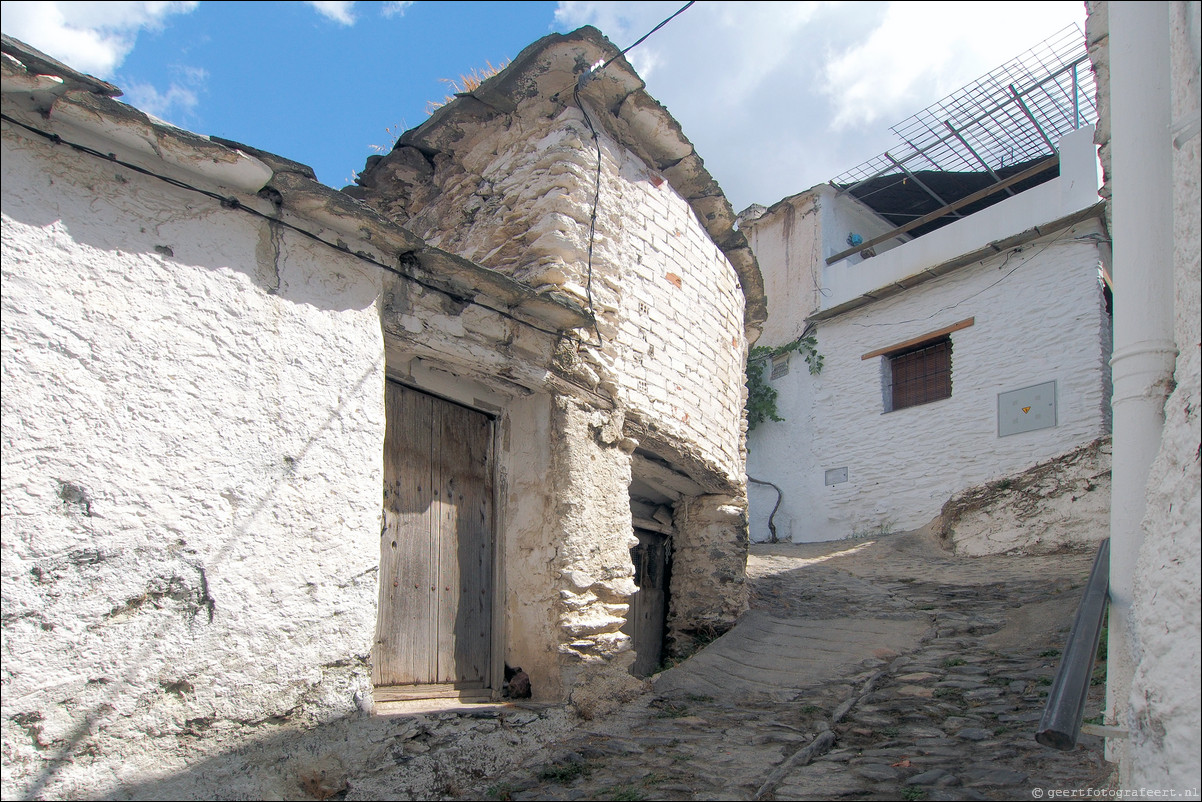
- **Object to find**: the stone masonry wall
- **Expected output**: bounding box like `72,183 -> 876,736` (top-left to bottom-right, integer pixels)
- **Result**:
748,223 -> 1112,543
360,103 -> 748,489
669,494 -> 750,650
358,92 -> 752,666
1,121 -> 385,798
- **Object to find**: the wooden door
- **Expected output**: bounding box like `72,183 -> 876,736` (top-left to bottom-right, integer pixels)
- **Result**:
374,382 -> 494,690
623,529 -> 670,677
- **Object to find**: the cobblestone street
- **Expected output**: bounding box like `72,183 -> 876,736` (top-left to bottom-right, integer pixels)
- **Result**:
458,529 -> 1114,801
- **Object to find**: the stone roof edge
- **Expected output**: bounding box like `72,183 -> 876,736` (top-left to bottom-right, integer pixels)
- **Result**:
0,36 -> 592,334
1,33 -> 122,98
397,26 -> 767,339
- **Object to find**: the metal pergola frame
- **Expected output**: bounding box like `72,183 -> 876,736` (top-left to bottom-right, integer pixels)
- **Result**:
831,26 -> 1097,205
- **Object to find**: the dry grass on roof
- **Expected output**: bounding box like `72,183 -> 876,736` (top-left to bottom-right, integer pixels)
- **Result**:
425,60 -> 509,115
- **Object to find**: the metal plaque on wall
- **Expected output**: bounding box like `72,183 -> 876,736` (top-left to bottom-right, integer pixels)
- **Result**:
998,380 -> 1057,437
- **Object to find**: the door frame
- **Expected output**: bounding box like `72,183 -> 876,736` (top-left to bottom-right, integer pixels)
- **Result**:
377,376 -> 505,700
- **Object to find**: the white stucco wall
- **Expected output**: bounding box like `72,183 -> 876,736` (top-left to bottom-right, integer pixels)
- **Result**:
821,126 -> 1102,314
747,221 -> 1111,543
1125,0 -> 1201,792
741,193 -> 825,345
1,119 -> 386,797
818,185 -> 903,264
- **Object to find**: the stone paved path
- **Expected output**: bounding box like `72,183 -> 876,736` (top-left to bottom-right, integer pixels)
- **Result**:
458,529 -> 1114,801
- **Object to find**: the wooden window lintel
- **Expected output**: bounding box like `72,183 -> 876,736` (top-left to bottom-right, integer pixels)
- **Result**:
861,317 -> 975,360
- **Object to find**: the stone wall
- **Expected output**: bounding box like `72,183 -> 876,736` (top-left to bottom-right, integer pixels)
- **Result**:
747,222 -> 1112,543
355,30 -> 755,660
2,112 -> 386,798
669,494 -> 750,647
360,103 -> 748,489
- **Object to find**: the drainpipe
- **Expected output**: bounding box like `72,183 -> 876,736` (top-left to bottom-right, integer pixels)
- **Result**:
1104,1 -> 1178,780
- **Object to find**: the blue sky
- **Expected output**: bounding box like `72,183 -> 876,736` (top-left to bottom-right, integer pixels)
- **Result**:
1,1 -> 1088,210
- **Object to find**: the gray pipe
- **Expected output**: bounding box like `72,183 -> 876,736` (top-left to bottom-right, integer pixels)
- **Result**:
1036,538 -> 1110,750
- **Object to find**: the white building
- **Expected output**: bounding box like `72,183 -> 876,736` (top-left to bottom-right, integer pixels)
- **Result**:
743,30 -> 1113,546
0,28 -> 763,799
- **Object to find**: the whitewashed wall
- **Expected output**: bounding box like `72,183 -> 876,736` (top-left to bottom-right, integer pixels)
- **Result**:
1122,0 -> 1202,792
1,121 -> 386,797
747,222 -> 1111,542
598,116 -> 748,485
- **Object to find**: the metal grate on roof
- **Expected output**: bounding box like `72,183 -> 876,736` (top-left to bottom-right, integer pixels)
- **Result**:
832,25 -> 1096,206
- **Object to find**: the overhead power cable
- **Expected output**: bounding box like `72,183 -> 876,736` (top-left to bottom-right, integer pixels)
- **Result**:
569,0 -> 696,347
581,0 -> 696,84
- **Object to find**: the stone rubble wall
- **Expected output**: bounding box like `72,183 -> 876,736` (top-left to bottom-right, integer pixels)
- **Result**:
360,104 -> 748,489
747,223 -> 1112,543
939,438 -> 1112,556
1,121 -> 386,799
549,400 -> 640,666
358,98 -> 753,664
669,494 -> 751,649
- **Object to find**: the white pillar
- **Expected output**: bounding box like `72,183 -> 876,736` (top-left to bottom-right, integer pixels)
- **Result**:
1104,0 -> 1178,778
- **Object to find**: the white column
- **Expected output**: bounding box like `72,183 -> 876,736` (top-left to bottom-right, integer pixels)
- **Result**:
1104,0 -> 1178,778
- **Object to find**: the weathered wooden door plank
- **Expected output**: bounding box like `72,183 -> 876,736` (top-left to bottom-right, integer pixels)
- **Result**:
375,383 -> 493,690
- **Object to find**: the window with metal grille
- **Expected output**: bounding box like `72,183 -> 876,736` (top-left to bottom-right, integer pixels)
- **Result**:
887,338 -> 952,411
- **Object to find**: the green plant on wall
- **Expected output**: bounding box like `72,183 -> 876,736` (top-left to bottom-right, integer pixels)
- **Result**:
745,331 -> 823,431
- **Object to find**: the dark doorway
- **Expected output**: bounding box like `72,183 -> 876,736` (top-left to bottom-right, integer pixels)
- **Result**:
624,528 -> 671,677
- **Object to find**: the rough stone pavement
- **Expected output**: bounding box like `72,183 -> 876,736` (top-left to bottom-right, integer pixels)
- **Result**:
457,528 -> 1114,801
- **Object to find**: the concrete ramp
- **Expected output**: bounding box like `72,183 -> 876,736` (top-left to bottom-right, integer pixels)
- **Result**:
653,611 -> 927,700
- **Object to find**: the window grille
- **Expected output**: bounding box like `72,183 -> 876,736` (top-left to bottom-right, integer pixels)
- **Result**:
889,338 -> 952,411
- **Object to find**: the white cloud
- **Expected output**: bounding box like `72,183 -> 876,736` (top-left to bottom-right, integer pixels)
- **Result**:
0,1 -> 198,78
120,62 -> 205,124
305,1 -> 356,25
381,1 -> 414,19
822,2 -> 1088,132
555,1 -> 1087,210
122,79 -> 199,122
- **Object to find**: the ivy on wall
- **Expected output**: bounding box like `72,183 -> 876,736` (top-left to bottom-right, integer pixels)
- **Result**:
745,332 -> 823,432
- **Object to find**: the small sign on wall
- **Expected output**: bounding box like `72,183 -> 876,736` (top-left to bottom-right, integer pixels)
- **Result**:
998,380 -> 1057,437
825,467 -> 849,486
